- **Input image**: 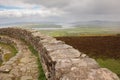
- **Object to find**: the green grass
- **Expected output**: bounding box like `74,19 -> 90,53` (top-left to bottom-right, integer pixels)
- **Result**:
38,27 -> 119,37
0,42 -> 17,54
21,39 -> 46,80
20,25 -> 120,37
0,42 -> 17,64
0,61 -> 2,66
96,58 -> 120,77
28,44 -> 46,80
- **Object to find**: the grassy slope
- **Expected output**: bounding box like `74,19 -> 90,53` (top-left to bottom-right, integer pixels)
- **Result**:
96,58 -> 120,77
38,27 -> 120,37
0,42 -> 17,65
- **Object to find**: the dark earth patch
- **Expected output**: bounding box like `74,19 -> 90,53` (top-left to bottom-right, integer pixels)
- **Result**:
55,36 -> 120,59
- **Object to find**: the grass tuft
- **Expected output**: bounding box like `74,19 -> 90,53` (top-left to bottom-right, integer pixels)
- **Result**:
96,58 -> 120,77
0,42 -> 18,65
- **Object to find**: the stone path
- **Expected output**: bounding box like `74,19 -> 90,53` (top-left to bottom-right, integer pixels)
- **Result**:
0,36 -> 39,80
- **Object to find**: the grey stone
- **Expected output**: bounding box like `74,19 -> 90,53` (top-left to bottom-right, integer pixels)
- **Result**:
20,57 -> 30,63
21,76 -> 33,80
83,58 -> 100,68
55,59 -> 72,69
49,49 -> 81,61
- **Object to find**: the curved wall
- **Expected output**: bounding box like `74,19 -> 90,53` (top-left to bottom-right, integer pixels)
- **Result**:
0,28 -> 119,80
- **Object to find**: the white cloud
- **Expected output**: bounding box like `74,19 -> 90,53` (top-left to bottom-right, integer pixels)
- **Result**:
0,8 -> 65,18
0,0 -> 35,8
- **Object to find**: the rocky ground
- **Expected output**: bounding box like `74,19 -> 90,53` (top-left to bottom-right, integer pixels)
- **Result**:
0,36 -> 39,80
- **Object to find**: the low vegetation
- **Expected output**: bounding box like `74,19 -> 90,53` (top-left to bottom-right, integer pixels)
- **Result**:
28,43 -> 46,80
21,39 -> 46,80
38,27 -> 120,37
96,58 -> 120,77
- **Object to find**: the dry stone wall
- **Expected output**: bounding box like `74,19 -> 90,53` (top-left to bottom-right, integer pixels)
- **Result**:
0,28 -> 119,80
0,36 -> 17,47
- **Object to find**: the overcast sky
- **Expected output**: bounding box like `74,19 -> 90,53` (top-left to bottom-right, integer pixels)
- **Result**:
0,0 -> 120,24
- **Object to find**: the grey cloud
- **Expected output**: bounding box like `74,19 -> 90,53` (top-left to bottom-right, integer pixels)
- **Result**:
0,0 -> 120,23
23,0 -> 120,15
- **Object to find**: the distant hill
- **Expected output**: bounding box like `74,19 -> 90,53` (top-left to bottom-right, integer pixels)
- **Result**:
0,20 -> 120,28
70,20 -> 120,27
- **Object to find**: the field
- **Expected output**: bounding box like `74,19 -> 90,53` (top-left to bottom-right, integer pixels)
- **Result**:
19,24 -> 120,37
56,36 -> 120,77
38,27 -> 120,37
